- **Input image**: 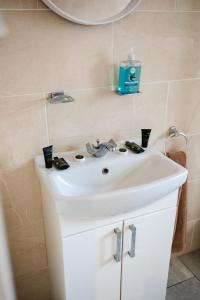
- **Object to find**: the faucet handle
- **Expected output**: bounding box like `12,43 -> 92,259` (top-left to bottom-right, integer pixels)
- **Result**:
107,139 -> 117,151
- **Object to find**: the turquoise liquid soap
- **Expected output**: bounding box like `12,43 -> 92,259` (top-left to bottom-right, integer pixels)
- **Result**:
118,49 -> 141,95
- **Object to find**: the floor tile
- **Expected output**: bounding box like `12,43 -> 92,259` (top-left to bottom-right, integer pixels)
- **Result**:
166,278 -> 200,300
180,250 -> 200,280
168,257 -> 194,287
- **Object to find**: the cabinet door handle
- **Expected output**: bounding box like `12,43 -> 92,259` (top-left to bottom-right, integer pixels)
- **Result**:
128,224 -> 136,258
114,228 -> 122,262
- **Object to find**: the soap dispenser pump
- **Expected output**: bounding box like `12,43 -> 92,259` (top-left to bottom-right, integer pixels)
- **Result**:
117,48 -> 141,95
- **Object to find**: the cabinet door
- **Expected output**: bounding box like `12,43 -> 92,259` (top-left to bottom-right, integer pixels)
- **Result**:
62,222 -> 123,300
121,207 -> 176,300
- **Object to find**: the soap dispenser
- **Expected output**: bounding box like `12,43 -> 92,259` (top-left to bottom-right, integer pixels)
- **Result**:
117,48 -> 141,95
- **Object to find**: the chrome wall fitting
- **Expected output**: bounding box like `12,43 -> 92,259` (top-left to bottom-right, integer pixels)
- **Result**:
164,126 -> 188,155
168,126 -> 188,143
48,91 -> 74,104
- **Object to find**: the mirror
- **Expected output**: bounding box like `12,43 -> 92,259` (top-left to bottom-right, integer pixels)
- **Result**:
42,0 -> 142,25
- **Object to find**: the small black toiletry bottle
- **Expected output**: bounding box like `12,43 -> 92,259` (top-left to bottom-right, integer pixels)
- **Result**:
141,129 -> 151,148
125,141 -> 144,154
43,145 -> 53,168
53,157 -> 70,170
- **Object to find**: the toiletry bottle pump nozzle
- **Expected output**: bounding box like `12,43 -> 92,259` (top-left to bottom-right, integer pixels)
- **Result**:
128,48 -> 136,62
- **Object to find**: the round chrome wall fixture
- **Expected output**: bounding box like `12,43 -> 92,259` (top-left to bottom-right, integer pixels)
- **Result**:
42,0 -> 142,26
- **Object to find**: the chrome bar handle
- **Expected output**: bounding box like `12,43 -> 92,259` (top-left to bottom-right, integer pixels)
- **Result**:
114,228 -> 122,262
128,224 -> 136,258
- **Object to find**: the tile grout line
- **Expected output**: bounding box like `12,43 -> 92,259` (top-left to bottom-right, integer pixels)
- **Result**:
168,251 -> 200,289
111,22 -> 115,91
143,77 -> 200,85
178,257 -> 200,282
187,132 -> 200,137
44,98 -> 50,145
164,81 -> 170,133
0,8 -> 49,11
187,217 -> 200,223
1,78 -> 200,99
15,266 -> 49,281
135,10 -> 200,13
188,223 -> 195,253
0,86 -> 113,99
1,8 -> 200,13
188,176 -> 200,182
168,276 -> 195,289
188,178 -> 200,184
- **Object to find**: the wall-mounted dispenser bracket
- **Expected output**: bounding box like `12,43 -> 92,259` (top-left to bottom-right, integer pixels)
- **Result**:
47,91 -> 74,104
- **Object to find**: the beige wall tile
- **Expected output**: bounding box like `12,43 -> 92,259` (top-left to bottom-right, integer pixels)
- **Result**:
0,94 -> 48,169
0,11 -> 113,96
15,268 -> 50,300
190,219 -> 200,252
37,0 -> 47,9
113,12 -> 200,83
132,83 -> 168,144
183,220 -> 194,253
176,0 -> 200,11
167,79 -> 200,135
187,135 -> 200,181
11,239 -> 47,277
47,83 -> 167,152
137,0 -> 175,10
0,0 -> 37,9
8,217 -> 46,255
47,87 -> 134,151
188,180 -> 200,221
2,162 -> 44,230
0,93 -> 48,294
7,219 -> 47,276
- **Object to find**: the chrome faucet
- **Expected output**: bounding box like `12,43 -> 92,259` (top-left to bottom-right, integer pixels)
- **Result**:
86,139 -> 117,157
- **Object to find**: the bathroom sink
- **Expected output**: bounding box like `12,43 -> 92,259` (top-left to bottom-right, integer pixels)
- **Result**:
35,146 -> 188,218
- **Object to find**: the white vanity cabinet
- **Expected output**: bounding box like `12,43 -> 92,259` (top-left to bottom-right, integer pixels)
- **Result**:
62,207 -> 176,300
121,207 -> 176,300
35,146 -> 187,300
62,222 -> 123,300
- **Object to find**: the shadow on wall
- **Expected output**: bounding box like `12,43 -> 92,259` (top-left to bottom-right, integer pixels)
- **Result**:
0,161 -> 50,300
0,187 -> 16,300
0,13 -> 8,38
90,49 -> 114,88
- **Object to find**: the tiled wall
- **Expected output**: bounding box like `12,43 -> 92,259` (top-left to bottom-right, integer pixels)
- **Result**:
0,0 -> 200,299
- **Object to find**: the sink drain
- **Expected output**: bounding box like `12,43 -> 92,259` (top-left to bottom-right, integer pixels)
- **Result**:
102,168 -> 109,175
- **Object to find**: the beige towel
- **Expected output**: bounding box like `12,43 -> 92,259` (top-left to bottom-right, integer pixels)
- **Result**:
167,151 -> 187,254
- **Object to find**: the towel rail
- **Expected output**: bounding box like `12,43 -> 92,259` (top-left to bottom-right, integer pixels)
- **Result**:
164,126 -> 188,155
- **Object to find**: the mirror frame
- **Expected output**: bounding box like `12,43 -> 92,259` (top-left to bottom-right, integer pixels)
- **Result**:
42,0 -> 142,25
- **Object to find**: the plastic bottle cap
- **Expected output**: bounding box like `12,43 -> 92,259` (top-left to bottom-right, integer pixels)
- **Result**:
74,154 -> 85,162
118,147 -> 128,155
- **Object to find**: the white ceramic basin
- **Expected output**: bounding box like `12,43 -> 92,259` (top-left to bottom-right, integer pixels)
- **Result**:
35,146 -> 188,218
